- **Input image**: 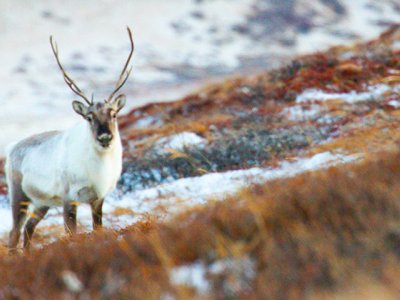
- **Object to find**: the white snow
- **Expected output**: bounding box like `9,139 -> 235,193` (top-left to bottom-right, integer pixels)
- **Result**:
132,115 -> 162,129
388,100 -> 400,108
0,151 -> 360,241
0,208 -> 11,234
116,152 -> 359,218
170,256 -> 255,295
393,41 -> 400,51
170,261 -> 210,294
282,104 -> 322,121
155,132 -> 207,152
296,84 -> 400,104
294,1 -> 400,54
61,271 -> 84,293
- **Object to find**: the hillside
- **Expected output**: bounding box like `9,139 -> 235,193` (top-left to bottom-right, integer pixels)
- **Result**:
0,25 -> 400,298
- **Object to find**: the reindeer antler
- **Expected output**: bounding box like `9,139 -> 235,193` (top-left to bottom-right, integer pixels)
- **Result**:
106,26 -> 134,103
50,36 -> 92,105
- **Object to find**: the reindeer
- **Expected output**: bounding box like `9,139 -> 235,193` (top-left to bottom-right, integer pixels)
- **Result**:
6,27 -> 134,252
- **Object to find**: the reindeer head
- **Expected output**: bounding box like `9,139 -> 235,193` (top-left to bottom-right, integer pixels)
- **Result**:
50,27 -> 134,149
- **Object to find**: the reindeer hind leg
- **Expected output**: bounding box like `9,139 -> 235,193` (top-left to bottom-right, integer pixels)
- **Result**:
8,181 -> 30,253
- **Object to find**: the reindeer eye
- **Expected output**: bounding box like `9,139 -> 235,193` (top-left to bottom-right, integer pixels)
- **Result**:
86,114 -> 93,122
110,111 -> 117,119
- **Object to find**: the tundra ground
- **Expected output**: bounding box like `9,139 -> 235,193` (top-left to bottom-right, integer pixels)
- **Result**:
0,26 -> 400,299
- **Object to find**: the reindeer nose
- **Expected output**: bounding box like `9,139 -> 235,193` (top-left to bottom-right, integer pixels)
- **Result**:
97,133 -> 113,147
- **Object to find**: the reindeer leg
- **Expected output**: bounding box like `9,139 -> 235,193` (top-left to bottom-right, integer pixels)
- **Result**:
8,184 -> 30,253
63,202 -> 77,235
23,206 -> 49,251
91,199 -> 104,231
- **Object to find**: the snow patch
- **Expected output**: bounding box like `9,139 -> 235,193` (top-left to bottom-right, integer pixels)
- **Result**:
388,100 -> 400,108
170,256 -> 255,295
296,84 -> 400,103
294,1 -> 400,54
155,132 -> 207,152
0,195 -> 8,207
282,104 -> 322,121
0,207 -> 11,234
393,40 -> 400,51
170,262 -> 210,294
113,151 -> 359,221
132,115 -> 162,129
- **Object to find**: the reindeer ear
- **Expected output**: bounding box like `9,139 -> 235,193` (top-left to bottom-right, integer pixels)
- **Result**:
72,100 -> 89,117
112,94 -> 126,113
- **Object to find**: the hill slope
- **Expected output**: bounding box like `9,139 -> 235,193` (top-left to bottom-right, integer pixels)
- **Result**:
0,25 -> 400,299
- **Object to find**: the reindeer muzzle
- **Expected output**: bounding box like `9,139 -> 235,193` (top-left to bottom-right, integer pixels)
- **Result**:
97,133 -> 113,148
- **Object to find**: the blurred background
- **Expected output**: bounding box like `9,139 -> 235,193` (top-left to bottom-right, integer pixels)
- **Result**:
0,0 -> 399,155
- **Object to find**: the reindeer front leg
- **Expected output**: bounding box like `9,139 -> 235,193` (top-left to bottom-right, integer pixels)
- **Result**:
24,206 -> 49,251
90,199 -> 103,230
64,202 -> 77,235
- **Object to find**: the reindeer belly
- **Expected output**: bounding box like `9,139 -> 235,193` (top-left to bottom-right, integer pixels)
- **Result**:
22,173 -> 65,207
19,135 -> 66,207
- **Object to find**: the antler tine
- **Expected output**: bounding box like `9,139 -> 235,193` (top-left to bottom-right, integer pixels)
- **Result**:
50,36 -> 92,105
106,26 -> 134,103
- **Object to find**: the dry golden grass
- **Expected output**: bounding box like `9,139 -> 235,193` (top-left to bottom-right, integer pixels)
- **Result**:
1,148 -> 400,299
112,207 -> 136,217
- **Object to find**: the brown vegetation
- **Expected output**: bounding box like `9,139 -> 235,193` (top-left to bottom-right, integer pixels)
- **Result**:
120,24 -> 400,140
1,146 -> 400,299
113,25 -> 400,192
